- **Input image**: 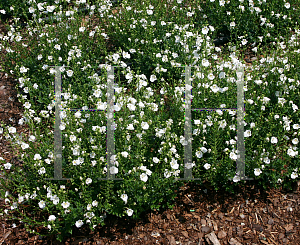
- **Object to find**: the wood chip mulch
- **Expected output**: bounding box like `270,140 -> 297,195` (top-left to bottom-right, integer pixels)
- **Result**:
1,9 -> 300,245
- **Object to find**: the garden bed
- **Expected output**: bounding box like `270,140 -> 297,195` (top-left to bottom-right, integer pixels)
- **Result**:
0,0 -> 300,244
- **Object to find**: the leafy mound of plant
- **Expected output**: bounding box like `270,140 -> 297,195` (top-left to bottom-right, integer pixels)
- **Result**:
0,0 -> 299,242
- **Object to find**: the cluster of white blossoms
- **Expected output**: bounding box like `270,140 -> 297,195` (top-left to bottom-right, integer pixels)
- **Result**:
0,0 -> 298,232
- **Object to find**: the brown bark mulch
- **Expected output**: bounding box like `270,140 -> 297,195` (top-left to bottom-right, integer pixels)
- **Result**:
1,6 -> 300,245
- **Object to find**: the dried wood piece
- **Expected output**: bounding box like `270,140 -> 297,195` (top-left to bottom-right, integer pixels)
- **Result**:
205,231 -> 221,245
0,230 -> 12,245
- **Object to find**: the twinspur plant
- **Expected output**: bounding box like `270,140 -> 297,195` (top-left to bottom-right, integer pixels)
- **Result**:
0,0 -> 300,242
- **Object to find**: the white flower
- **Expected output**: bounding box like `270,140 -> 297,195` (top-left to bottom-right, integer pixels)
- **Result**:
122,51 -> 130,59
219,71 -> 226,79
93,89 -> 102,98
211,84 -> 219,93
262,97 -> 271,104
244,130 -> 251,137
70,135 -> 77,142
293,124 -> 300,130
110,166 -> 118,174
67,70 -> 73,77
219,119 -> 227,129
170,158 -> 179,169
291,172 -> 298,179
147,9 -> 153,15
271,137 -> 278,144
120,194 -> 128,204
11,202 -> 17,210
21,142 -> 29,150
8,127 -> 16,134
85,212 -> 95,219
20,66 -> 28,73
141,122 -> 149,130
292,104 -> 298,112
75,220 -> 84,228
126,208 -> 133,216
278,98 -> 286,106
164,169 -> 172,178
207,73 -> 215,80
54,44 -> 61,50
47,5 -> 56,12
4,163 -> 12,170
86,178 -> 92,185
287,149 -> 296,157
263,157 -> 270,164
153,157 -> 160,163
292,138 -> 299,145
187,11 -> 194,17
230,22 -> 235,28
204,163 -> 211,170
39,200 -> 46,209
246,99 -> 254,105
86,203 -> 92,211
48,215 -> 56,221
23,102 -> 31,109
92,200 -> 98,207
52,195 -> 59,205
284,2 -> 290,9
194,120 -> 201,125
34,154 -> 42,160
89,31 -> 95,37
121,151 -> 129,158
127,104 -> 136,111
196,151 -> 203,158
15,36 -> 22,42
127,124 -> 134,130
145,169 -> 152,176
233,175 -> 240,182
79,27 -> 85,32
61,201 -> 70,209
229,152 -> 237,160
241,39 -> 247,45
254,168 -> 262,176
150,74 -> 157,82
38,167 -> 46,175
202,26 -> 209,35
140,173 -> 148,182
74,111 -> 81,118
112,53 -> 120,62
199,147 -> 207,153
254,80 -> 263,85
219,0 -> 225,6
202,59 -> 210,67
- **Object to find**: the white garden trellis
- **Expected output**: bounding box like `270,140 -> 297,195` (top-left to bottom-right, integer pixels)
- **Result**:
46,64 -> 253,182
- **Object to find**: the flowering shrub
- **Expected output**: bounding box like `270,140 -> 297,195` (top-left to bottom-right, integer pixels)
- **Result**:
0,0 -> 299,242
196,0 -> 298,45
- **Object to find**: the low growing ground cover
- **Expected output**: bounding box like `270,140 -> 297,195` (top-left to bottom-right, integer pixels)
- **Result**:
0,0 -> 299,243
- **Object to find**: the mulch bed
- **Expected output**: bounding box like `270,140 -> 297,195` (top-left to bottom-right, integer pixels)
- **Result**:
1,6 -> 300,245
